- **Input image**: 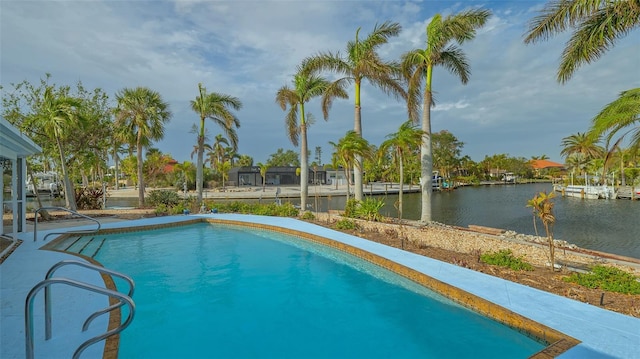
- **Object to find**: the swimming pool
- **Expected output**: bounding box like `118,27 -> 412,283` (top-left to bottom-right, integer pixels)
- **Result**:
52,221 -> 548,358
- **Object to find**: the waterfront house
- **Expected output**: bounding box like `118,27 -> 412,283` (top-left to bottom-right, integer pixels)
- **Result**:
227,166 -> 329,187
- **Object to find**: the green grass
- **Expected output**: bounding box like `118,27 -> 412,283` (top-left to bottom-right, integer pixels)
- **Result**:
202,201 -> 300,217
563,265 -> 640,295
335,218 -> 358,230
480,249 -> 534,271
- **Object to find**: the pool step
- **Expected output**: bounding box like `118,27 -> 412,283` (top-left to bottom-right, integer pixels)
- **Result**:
56,236 -> 107,258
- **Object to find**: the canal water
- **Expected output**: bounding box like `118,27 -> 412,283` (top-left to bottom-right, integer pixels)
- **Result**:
29,183 -> 639,259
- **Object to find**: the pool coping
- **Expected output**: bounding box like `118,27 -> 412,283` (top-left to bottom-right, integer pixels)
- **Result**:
3,214 -> 639,358
46,216 -> 576,357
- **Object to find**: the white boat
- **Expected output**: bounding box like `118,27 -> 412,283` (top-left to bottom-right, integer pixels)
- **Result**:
25,171 -> 62,197
554,184 -> 615,199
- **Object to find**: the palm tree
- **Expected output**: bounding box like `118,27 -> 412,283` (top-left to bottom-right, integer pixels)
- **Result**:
257,162 -> 270,192
560,132 -> 604,176
524,0 -> 640,83
401,9 -> 491,223
378,121 -> 424,220
27,86 -> 83,210
276,66 -> 348,211
191,83 -> 242,204
531,154 -> 550,161
174,161 -> 196,189
589,88 -> 640,154
329,131 -> 372,202
211,134 -> 230,168
528,191 -> 557,271
114,87 -> 171,207
303,21 -> 406,202
111,125 -> 131,191
218,160 -> 232,188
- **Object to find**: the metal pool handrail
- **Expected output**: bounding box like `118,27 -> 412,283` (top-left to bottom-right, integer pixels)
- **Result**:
33,206 -> 101,242
25,277 -> 135,359
44,260 -> 135,338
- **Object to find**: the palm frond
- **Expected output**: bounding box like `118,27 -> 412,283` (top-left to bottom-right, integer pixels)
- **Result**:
524,0 -> 604,43
444,9 -> 492,44
285,105 -> 299,146
321,79 -> 349,120
360,21 -> 402,53
589,88 -> 640,147
526,0 -> 639,82
439,46 -> 471,84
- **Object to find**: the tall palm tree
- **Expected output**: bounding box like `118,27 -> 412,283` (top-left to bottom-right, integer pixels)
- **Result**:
401,9 -> 491,223
114,87 -> 171,207
329,131 -> 372,202
174,161 -> 196,189
303,21 -> 406,201
561,132 -> 604,183
524,0 -> 640,83
560,132 -> 604,163
191,83 -> 242,204
276,66 -> 348,210
378,121 -> 424,220
200,134 -> 230,169
27,86 -> 84,210
111,124 -> 132,191
257,162 -> 270,192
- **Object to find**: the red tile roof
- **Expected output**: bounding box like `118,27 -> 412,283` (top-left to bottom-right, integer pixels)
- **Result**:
531,159 -> 564,169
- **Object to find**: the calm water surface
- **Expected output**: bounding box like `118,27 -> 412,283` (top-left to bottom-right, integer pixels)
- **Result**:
384,183 -> 640,260
94,223 -> 544,358
33,183 -> 639,259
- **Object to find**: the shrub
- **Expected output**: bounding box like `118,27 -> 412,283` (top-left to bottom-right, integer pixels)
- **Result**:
335,218 -> 357,230
154,204 -> 169,216
343,197 -> 385,222
301,211 -> 315,220
147,190 -> 181,207
75,187 -> 105,210
480,249 -> 534,271
357,197 -> 385,222
214,201 -> 299,217
343,199 -> 359,218
563,265 -> 640,295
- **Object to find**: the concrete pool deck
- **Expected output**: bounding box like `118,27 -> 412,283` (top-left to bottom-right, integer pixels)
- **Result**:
1,214 -> 639,358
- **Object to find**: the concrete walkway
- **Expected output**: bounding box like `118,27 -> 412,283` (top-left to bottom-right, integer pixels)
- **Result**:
1,214 -> 638,358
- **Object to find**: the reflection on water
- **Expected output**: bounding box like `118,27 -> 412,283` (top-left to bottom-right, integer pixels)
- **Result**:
28,183 -> 639,259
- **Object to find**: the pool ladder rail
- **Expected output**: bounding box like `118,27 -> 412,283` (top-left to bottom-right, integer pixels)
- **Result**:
25,260 -> 136,359
33,206 -> 102,242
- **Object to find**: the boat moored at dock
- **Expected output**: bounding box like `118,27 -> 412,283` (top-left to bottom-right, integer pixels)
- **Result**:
554,184 -> 615,199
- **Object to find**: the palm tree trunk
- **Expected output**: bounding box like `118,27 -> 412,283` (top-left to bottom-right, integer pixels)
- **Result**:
420,73 -> 434,223
27,163 -> 50,220
399,151 -> 404,221
344,163 -> 351,202
353,81 -> 363,201
196,134 -> 205,204
114,151 -> 120,191
300,122 -> 309,211
544,222 -> 555,271
136,135 -> 145,207
55,135 -> 77,211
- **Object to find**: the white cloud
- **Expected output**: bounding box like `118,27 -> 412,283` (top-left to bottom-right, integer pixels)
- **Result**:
433,100 -> 471,112
2,0 -> 638,164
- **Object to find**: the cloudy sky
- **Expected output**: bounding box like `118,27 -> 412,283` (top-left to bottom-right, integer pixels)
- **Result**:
2,0 -> 638,165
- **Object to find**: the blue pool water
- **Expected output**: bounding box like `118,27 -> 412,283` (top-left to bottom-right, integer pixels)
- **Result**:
92,223 -> 545,358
